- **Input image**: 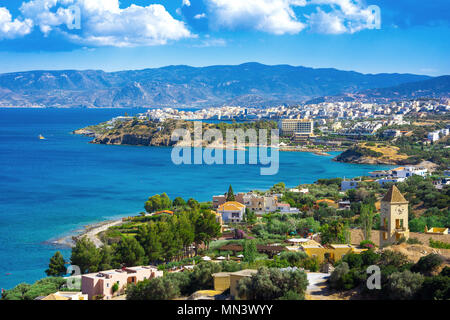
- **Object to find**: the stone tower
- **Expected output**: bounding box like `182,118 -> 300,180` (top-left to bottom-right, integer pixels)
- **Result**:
380,185 -> 410,247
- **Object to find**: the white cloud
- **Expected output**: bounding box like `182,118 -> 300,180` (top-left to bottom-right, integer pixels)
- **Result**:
206,0 -> 306,35
307,8 -> 347,34
307,0 -> 376,34
194,13 -> 206,19
205,0 -> 377,35
192,37 -> 226,47
0,7 -> 33,39
18,0 -> 193,46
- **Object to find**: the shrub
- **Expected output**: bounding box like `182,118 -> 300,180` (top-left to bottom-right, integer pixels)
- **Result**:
298,256 -> 320,272
278,251 -> 308,266
220,260 -> 242,272
386,270 -> 424,300
440,266 -> 450,277
278,290 -> 303,300
411,253 -> 444,275
126,277 -> 180,300
429,239 -> 450,249
361,250 -> 381,266
188,262 -> 222,293
1,277 -> 66,300
359,240 -> 376,250
329,262 -> 349,289
406,238 -> 422,245
396,236 -> 407,244
417,276 -> 450,300
236,267 -> 308,300
380,250 -> 409,268
342,253 -> 363,269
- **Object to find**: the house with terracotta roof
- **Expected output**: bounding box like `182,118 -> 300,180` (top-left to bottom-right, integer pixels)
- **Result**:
152,210 -> 174,216
217,201 -> 246,223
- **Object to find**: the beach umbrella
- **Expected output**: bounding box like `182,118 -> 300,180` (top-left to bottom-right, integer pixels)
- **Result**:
237,254 -> 244,258
201,256 -> 211,261
216,256 -> 226,260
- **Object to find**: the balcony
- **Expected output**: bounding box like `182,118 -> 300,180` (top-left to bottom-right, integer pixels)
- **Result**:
395,227 -> 407,233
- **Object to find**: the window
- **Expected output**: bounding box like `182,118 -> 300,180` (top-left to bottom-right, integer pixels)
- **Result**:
383,232 -> 388,240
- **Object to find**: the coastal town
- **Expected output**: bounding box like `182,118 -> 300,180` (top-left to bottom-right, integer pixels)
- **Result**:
74,97 -> 450,167
130,99 -> 449,123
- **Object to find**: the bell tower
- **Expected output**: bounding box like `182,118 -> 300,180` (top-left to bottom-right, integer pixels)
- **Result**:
380,185 -> 409,247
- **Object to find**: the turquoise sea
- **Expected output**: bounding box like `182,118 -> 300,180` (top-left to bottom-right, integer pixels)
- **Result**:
0,108 -> 391,290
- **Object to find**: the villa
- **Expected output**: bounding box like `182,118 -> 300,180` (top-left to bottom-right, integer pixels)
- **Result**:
81,266 -> 163,300
243,193 -> 278,213
217,201 -> 246,223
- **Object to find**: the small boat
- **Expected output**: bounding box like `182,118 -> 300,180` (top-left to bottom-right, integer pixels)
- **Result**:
39,134 -> 46,140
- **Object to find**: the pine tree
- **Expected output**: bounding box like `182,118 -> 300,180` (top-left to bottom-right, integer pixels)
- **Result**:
226,185 -> 235,201
46,251 -> 67,277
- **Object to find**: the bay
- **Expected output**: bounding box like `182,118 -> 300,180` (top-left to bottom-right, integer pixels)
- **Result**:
0,108 -> 391,289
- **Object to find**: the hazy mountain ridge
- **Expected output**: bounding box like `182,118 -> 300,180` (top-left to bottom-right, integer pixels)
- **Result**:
0,62 -> 436,108
307,76 -> 450,104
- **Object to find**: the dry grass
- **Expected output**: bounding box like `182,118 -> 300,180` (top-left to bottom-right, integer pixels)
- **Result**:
361,142 -> 409,161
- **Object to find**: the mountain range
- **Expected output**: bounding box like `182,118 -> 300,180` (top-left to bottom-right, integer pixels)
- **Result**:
0,62 -> 447,108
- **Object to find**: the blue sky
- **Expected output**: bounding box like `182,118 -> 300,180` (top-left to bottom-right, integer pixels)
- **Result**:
0,0 -> 449,75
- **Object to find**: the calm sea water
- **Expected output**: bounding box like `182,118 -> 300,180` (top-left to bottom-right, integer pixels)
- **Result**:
0,108 -> 391,289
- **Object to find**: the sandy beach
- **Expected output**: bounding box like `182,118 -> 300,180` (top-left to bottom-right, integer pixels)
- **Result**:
50,218 -> 126,248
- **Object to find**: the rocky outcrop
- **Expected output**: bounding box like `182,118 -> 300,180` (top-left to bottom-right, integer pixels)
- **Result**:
334,147 -> 411,165
92,133 -> 174,147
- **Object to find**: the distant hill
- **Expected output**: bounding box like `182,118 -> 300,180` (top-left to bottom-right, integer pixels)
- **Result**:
308,75 -> 450,104
356,75 -> 450,101
0,62 -> 433,108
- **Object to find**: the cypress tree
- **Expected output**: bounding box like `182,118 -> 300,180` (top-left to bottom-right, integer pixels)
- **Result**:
226,185 -> 235,201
